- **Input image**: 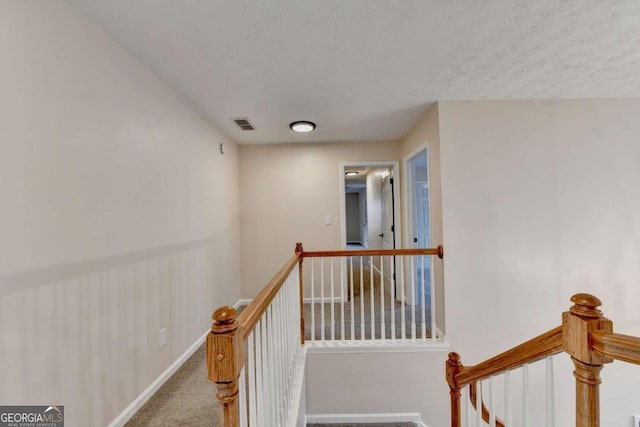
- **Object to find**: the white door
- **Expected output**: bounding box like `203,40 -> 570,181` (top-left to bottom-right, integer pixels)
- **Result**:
380,171 -> 395,295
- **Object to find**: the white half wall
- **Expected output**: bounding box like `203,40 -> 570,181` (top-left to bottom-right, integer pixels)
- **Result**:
305,350 -> 449,427
0,2 -> 240,425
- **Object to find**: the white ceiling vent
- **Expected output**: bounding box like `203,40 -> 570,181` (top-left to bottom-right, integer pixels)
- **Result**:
231,117 -> 255,131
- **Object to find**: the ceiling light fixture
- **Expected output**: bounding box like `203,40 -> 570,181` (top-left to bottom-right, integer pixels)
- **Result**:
289,121 -> 316,133
345,171 -> 358,176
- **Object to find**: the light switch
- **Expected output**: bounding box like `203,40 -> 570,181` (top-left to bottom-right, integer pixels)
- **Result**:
324,215 -> 332,225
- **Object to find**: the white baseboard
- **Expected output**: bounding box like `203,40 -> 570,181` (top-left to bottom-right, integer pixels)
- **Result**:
108,297 -> 247,427
305,412 -> 428,426
107,329 -> 210,427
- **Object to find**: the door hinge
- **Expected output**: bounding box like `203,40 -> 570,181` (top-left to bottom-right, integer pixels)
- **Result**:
390,178 -> 394,185
391,225 -> 395,232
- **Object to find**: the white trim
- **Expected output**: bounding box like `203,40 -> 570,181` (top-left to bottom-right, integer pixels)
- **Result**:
305,412 -> 428,426
107,329 -> 210,427
234,298 -> 252,309
305,339 -> 449,353
285,347 -> 308,427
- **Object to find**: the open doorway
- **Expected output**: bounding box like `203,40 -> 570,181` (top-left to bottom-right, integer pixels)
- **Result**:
340,161 -> 401,296
341,163 -> 400,251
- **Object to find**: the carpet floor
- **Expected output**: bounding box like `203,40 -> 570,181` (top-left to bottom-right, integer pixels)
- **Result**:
125,344 -> 217,426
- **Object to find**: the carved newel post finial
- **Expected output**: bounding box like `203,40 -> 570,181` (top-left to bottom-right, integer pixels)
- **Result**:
563,293 -> 612,427
207,306 -> 242,427
295,242 -> 303,254
570,293 -> 602,319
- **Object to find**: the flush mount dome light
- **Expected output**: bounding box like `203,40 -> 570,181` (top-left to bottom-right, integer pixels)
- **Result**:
289,121 -> 316,133
345,171 -> 358,176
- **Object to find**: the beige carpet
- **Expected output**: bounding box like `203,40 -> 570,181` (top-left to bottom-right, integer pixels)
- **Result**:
125,344 -> 216,426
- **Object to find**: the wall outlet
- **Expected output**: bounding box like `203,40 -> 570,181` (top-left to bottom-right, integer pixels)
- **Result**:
159,328 -> 167,348
633,415 -> 640,427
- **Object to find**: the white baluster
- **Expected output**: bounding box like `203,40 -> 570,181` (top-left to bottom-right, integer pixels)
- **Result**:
248,332 -> 257,427
430,255 -> 436,341
400,257 -> 406,339
505,370 -> 512,427
349,257 -> 355,341
390,255 -> 396,340
463,385 -> 470,427
420,255 -> 426,339
523,364 -> 529,427
330,258 -> 335,340
476,381 -> 482,427
320,258 -> 325,341
379,255 -> 385,341
489,376 -> 495,426
546,356 -> 555,427
310,258 -> 315,341
266,307 -> 275,426
370,255 -> 375,339
410,256 -> 416,340
255,321 -> 264,426
340,257 -> 345,340
359,256 -> 365,340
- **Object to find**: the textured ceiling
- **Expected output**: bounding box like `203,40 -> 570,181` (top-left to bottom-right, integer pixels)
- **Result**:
67,0 -> 640,144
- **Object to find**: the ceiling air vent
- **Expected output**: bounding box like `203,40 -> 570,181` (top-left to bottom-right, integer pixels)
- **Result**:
231,117 -> 255,131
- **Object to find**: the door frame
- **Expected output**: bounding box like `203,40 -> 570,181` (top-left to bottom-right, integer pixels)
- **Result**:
403,144 -> 432,251
403,144 -> 432,307
339,161 -> 401,251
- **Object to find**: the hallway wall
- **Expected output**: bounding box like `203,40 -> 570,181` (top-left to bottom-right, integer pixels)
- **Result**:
0,2 -> 240,425
439,99 -> 640,425
239,141 -> 400,298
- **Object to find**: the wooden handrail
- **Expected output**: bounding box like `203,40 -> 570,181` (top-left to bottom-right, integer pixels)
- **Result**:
237,251 -> 301,341
448,293 -> 640,427
301,244 -> 444,259
591,331 -> 640,366
452,325 -> 563,387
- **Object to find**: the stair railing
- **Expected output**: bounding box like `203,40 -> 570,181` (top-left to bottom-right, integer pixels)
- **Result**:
207,243 -> 304,427
446,293 -> 640,427
301,245 -> 444,343
207,242 -> 445,426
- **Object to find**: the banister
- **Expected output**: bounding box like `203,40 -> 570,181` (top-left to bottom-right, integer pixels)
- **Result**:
591,330 -> 640,366
237,251 -> 301,341
301,244 -> 444,259
453,325 -> 563,387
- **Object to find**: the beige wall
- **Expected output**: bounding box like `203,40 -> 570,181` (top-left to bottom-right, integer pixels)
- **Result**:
0,2 -> 240,425
305,351 -> 449,427
239,141 -> 400,297
438,99 -> 640,426
399,104 -> 445,333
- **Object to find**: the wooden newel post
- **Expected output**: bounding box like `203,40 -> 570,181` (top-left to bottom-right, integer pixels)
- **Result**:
207,306 -> 243,427
562,293 -> 613,427
446,352 -> 463,427
295,242 -> 305,344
